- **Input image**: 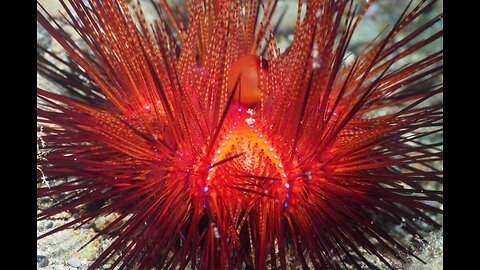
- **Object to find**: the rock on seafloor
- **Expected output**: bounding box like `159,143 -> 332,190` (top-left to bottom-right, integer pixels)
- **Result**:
37,255 -> 49,268
67,257 -> 82,268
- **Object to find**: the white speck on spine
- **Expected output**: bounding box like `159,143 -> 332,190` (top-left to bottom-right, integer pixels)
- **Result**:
245,117 -> 256,125
312,43 -> 321,69
213,225 -> 220,239
312,44 -> 319,58
39,170 -> 50,189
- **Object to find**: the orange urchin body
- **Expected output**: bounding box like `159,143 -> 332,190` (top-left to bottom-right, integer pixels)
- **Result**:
227,55 -> 268,106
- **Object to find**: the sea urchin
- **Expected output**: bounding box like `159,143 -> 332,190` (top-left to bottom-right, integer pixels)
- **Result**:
37,0 -> 443,269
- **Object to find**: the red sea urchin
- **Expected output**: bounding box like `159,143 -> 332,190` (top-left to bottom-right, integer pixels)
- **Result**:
37,0 -> 443,269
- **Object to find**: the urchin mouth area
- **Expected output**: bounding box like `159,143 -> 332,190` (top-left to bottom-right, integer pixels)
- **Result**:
196,105 -> 297,209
